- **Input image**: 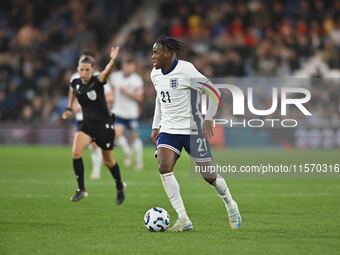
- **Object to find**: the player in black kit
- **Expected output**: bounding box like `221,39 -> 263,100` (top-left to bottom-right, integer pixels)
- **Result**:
62,46 -> 125,204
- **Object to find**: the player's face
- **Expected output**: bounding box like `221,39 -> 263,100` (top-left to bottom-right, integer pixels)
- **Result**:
77,63 -> 94,83
122,62 -> 136,76
152,43 -> 168,69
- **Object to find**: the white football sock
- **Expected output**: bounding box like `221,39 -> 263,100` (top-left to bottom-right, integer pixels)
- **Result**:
89,145 -> 102,177
212,174 -> 234,208
160,172 -> 188,220
117,136 -> 131,158
132,138 -> 143,167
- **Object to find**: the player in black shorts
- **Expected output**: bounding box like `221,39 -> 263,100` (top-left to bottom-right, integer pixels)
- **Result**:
62,46 -> 125,204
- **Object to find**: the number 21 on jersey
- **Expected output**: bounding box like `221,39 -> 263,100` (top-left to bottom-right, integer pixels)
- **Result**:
160,91 -> 171,103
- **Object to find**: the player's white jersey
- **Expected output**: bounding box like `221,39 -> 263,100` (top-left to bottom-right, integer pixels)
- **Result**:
107,71 -> 143,119
151,60 -> 219,135
70,71 -> 100,121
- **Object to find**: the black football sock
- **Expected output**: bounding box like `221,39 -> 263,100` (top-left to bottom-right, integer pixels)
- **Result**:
73,158 -> 85,190
109,163 -> 124,190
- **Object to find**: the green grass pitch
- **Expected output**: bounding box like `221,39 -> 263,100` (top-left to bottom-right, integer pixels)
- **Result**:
1,146 -> 340,255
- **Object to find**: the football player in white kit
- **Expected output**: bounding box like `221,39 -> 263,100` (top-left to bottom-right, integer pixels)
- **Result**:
107,58 -> 144,171
150,35 -> 241,232
71,51 -> 102,180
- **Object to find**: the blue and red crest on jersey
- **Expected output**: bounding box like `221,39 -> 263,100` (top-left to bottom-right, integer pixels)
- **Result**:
169,78 -> 178,89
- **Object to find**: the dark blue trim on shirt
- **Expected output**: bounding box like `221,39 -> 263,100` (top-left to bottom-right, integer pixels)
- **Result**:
161,59 -> 178,75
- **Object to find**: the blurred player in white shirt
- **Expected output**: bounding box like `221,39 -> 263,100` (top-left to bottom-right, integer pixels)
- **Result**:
107,58 -> 144,170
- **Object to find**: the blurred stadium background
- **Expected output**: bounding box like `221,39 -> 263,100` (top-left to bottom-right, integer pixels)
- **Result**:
0,0 -> 340,148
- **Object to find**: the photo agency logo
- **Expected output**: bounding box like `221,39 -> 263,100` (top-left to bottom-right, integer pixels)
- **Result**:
199,81 -> 312,128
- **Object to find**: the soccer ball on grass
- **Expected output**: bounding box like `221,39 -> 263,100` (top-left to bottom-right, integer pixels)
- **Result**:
144,207 -> 170,232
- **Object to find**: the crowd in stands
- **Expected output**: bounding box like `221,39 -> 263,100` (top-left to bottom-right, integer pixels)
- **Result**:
0,0 -> 139,123
0,0 -> 339,125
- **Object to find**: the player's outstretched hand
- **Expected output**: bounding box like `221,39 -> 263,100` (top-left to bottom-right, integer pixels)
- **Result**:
62,111 -> 72,120
150,129 -> 159,145
203,120 -> 213,140
110,46 -> 120,61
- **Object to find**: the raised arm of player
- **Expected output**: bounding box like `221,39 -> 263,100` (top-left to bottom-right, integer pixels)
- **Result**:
150,96 -> 162,144
98,46 -> 120,83
62,88 -> 76,120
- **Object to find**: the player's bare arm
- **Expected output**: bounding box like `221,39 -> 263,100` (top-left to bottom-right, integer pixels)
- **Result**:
62,89 -> 76,120
151,96 -> 161,144
72,100 -> 82,113
150,128 -> 159,145
98,46 -> 120,83
203,120 -> 213,140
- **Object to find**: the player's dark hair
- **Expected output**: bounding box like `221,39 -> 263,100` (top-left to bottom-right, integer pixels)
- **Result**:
79,56 -> 95,66
80,50 -> 96,59
155,35 -> 185,54
124,57 -> 135,64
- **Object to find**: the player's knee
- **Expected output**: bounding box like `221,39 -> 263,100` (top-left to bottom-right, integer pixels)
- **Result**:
158,161 -> 173,174
102,156 -> 116,168
115,126 -> 124,137
199,168 -> 217,184
131,132 -> 138,140
203,177 -> 216,185
72,148 -> 83,159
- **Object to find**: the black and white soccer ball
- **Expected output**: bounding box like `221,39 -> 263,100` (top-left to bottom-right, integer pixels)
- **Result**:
144,207 -> 170,232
